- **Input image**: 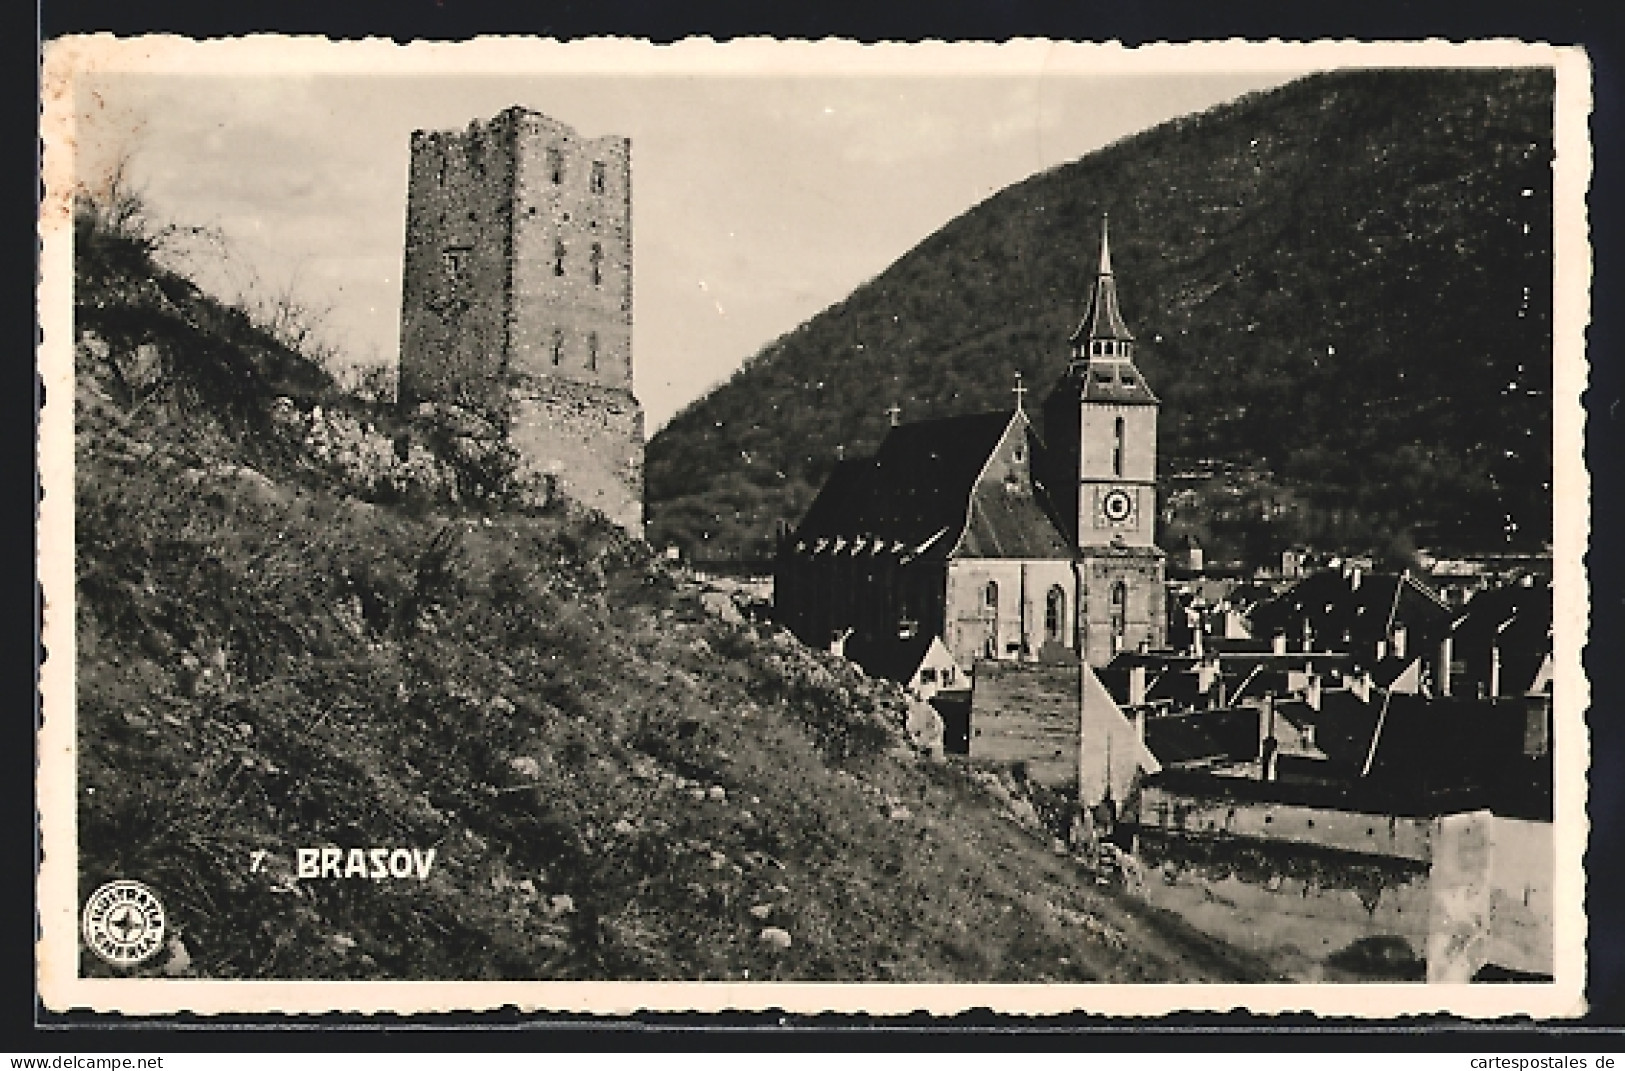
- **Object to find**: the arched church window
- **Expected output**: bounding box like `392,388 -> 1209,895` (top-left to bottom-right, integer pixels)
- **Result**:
1045,586 -> 1066,643
1112,417 -> 1126,476
984,581 -> 999,611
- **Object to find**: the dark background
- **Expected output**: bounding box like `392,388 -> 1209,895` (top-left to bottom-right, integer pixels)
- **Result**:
24,0 -> 1625,1048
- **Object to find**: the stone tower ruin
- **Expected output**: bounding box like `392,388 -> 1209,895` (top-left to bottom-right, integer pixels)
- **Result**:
398,106 -> 644,533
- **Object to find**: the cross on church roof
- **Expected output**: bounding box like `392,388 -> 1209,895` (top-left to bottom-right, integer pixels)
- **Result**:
885,403 -> 902,426
1012,371 -> 1027,410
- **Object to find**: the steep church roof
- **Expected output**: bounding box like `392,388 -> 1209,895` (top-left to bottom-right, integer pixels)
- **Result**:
1053,216 -> 1159,406
790,409 -> 1070,560
1068,217 -> 1135,345
1050,357 -> 1160,406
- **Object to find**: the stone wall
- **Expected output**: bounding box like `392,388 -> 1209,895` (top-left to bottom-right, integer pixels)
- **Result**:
509,377 -> 644,533
399,112 -> 520,410
944,559 -> 1076,666
968,660 -> 1158,801
510,115 -> 633,392
1133,826 -> 1435,981
1077,550 -> 1166,666
1129,790 -> 1556,981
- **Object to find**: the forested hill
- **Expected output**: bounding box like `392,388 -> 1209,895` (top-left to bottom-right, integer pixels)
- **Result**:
645,68 -> 1554,564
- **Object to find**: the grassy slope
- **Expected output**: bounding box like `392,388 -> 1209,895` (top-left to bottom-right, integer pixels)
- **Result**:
72,225 -> 1270,983
645,68 -> 1554,562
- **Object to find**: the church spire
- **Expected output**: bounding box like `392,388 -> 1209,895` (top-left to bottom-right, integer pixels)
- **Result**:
1069,214 -> 1135,353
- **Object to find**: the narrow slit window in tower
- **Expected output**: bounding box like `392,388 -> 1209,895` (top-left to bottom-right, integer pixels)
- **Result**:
1112,416 -> 1125,476
591,161 -> 606,194
1045,586 -> 1066,644
547,147 -> 564,184
551,329 -> 565,366
588,332 -> 599,371
553,239 -> 566,277
590,242 -> 604,285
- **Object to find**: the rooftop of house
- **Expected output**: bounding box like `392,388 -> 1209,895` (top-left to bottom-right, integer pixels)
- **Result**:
843,632 -> 941,686
1450,576 -> 1553,645
1251,569 -> 1453,648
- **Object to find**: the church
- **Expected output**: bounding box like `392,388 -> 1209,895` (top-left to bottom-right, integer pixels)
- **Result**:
774,219 -> 1167,673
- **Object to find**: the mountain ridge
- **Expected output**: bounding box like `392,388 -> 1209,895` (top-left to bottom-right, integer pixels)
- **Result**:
646,67 -> 1554,566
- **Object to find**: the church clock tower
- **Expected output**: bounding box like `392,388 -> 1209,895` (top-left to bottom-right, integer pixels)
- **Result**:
1041,217 -> 1166,665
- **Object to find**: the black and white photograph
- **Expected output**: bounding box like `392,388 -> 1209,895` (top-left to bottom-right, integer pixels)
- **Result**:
36,37 -> 1590,1018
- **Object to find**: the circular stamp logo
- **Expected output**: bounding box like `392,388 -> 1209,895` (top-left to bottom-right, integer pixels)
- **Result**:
81,880 -> 166,967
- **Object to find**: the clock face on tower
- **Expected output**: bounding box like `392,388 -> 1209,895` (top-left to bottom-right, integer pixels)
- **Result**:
1095,486 -> 1139,529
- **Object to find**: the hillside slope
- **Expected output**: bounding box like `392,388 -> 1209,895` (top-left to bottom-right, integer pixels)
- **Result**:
70,211 -> 1270,982
646,68 -> 1553,564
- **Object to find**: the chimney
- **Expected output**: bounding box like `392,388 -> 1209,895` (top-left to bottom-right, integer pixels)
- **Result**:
1351,670 -> 1372,703
1375,638 -> 1388,661
1392,626 -> 1407,660
1306,673 -> 1322,711
1196,657 -> 1218,696
1350,567 -> 1362,591
1258,694 -> 1279,782
1128,664 -> 1147,707
1272,632 -> 1288,656
1438,636 -> 1453,697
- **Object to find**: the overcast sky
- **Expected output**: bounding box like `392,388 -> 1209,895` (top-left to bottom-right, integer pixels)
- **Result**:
74,54 -> 1309,429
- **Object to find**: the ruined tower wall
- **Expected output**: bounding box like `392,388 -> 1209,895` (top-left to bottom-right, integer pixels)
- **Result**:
509,116 -> 633,391
398,113 -> 520,410
509,380 -> 645,532
398,107 -> 645,534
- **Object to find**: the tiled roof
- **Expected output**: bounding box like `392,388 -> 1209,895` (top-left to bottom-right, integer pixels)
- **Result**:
1251,570 -> 1453,652
1068,222 -> 1135,344
1450,579 -> 1553,645
957,484 -> 1075,558
1070,274 -> 1135,344
844,633 -> 937,685
1144,714 -> 1227,766
789,409 -> 1070,561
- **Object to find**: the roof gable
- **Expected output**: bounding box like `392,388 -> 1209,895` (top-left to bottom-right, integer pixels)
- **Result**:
792,409 -> 1070,560
951,409 -> 1073,559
